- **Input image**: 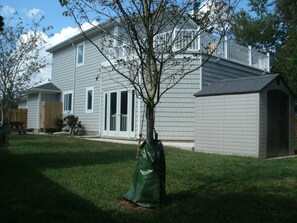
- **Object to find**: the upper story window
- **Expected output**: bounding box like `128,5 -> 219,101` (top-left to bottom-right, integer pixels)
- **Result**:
76,42 -> 85,66
85,87 -> 94,113
63,90 -> 73,114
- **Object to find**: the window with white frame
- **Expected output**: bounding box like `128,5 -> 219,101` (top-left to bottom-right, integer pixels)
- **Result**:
76,42 -> 85,66
85,87 -> 94,113
63,90 -> 73,114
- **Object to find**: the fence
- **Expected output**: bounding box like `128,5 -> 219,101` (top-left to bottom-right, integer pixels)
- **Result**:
40,101 -> 62,130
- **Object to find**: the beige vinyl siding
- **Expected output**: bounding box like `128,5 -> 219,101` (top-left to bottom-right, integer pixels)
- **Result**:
49,27 -> 269,140
51,46 -> 75,91
71,35 -> 103,134
155,65 -> 201,140
51,34 -> 105,134
195,93 -> 260,156
99,60 -> 201,141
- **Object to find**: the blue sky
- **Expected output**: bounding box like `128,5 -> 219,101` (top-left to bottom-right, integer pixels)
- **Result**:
0,0 -> 251,83
0,0 -> 76,34
0,0 -> 87,82
1,0 -> 251,35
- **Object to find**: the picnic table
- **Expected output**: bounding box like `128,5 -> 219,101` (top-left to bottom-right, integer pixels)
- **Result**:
10,121 -> 26,134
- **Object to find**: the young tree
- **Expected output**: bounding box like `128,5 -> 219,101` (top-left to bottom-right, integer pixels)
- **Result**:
59,0 -> 236,145
0,10 -> 50,147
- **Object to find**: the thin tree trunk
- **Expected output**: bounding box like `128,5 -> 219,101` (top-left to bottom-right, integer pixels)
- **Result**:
146,103 -> 155,146
4,109 -> 11,148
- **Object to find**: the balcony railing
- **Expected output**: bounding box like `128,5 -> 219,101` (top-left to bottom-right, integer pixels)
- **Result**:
108,29 -> 270,72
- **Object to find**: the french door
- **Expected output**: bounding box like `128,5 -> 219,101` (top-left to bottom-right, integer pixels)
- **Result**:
103,89 -> 135,137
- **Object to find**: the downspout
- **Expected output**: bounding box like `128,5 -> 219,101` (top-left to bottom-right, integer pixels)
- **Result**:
98,67 -> 102,136
70,39 -> 76,114
198,34 -> 203,91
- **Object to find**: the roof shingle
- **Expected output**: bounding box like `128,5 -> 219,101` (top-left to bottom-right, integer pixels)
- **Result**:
194,74 -> 279,97
31,83 -> 61,93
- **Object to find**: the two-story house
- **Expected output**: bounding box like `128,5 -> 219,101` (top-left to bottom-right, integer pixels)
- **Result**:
25,18 -> 270,141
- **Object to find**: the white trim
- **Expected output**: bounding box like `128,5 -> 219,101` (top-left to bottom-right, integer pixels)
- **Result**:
63,90 -> 73,115
199,57 -> 203,91
102,88 -> 135,138
85,86 -> 94,113
76,42 -> 85,66
37,92 -> 41,130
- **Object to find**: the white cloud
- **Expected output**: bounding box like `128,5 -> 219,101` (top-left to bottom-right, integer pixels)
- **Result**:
49,26 -> 79,46
1,5 -> 16,16
25,8 -> 44,19
48,22 -> 98,46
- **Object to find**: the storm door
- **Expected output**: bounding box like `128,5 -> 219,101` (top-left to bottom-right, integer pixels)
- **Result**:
267,90 -> 289,158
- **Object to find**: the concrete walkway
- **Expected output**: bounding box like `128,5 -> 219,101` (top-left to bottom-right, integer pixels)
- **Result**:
83,137 -> 195,151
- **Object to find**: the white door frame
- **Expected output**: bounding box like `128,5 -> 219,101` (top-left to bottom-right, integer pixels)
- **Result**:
103,89 -> 135,138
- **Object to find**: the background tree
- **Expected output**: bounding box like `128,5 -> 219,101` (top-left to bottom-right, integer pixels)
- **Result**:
230,0 -> 297,95
230,0 -> 284,53
272,0 -> 297,95
0,9 -> 50,147
59,0 -> 236,145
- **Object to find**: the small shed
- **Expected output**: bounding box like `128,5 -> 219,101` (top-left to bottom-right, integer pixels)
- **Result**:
26,83 -> 61,132
194,74 -> 295,158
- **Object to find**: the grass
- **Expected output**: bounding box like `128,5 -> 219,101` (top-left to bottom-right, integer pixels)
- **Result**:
1,135 -> 297,223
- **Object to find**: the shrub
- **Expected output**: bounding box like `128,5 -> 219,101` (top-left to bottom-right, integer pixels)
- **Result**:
63,115 -> 85,135
53,118 -> 65,131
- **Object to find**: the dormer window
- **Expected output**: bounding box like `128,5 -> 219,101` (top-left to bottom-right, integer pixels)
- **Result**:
76,42 -> 85,66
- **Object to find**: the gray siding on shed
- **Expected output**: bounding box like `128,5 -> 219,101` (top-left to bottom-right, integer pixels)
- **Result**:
27,93 -> 39,129
195,93 -> 260,156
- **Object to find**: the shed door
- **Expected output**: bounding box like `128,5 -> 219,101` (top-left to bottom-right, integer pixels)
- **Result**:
267,90 -> 289,158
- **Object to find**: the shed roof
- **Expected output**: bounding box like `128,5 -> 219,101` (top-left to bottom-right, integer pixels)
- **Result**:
29,83 -> 61,94
194,74 -> 281,97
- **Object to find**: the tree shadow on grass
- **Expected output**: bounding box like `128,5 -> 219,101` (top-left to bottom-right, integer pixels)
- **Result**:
163,189 -> 297,223
0,143 -> 136,223
2,135 -> 297,223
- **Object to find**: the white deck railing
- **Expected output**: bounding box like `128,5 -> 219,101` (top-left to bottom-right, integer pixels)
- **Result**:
108,29 -> 270,72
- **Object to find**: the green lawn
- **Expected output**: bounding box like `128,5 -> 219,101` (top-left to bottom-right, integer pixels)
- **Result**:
1,135 -> 297,223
